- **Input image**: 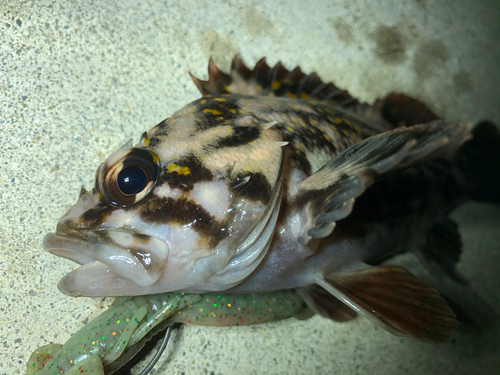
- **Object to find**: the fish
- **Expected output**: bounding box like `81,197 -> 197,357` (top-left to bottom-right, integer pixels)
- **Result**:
43,56 -> 500,343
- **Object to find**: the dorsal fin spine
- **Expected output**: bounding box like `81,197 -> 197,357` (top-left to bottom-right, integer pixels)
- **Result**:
189,56 -> 359,109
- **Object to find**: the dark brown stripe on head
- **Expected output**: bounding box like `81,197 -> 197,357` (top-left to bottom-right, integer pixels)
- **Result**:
157,155 -> 214,192
231,171 -> 271,204
140,197 -> 228,248
79,201 -> 114,227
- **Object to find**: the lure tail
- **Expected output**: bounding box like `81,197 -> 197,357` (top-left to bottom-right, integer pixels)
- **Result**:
456,121 -> 500,204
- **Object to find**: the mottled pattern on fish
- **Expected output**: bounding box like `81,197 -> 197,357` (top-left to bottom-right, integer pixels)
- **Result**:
44,56 -> 500,343
57,61 -> 383,290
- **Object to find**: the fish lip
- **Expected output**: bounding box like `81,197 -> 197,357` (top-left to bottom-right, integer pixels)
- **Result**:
43,232 -> 98,265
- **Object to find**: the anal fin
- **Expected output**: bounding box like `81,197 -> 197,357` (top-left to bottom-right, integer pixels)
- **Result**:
297,284 -> 357,322
316,265 -> 459,342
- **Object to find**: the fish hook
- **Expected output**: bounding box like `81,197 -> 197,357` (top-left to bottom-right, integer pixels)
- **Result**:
139,325 -> 173,375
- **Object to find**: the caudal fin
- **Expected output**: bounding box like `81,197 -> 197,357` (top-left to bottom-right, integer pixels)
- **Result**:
457,121 -> 500,204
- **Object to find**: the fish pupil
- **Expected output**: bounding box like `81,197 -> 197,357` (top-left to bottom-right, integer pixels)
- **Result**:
117,166 -> 147,195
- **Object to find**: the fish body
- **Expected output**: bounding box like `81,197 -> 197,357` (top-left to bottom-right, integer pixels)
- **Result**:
43,57 -> 500,342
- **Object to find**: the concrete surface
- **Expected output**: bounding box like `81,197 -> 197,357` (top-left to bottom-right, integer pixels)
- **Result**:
1,0 -> 500,374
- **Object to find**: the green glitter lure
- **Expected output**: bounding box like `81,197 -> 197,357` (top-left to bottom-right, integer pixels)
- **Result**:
27,290 -> 305,374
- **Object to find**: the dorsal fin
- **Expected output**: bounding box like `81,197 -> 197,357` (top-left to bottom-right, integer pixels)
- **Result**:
379,93 -> 440,127
189,56 -> 360,108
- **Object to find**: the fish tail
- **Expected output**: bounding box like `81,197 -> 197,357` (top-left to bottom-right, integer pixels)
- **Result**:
457,121 -> 500,204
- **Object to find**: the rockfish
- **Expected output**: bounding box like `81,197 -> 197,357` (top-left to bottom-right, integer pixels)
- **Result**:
43,57 -> 500,342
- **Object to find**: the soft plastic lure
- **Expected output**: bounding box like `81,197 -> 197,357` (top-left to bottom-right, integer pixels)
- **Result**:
27,290 -> 304,374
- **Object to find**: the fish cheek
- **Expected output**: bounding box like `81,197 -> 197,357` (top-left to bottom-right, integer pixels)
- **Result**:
139,196 -> 229,250
98,230 -> 169,287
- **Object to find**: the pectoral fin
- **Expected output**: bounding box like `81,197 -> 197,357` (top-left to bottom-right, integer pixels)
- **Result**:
316,265 -> 459,342
295,121 -> 471,244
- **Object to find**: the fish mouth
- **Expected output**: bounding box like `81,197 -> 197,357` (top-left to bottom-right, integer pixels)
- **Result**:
43,231 -> 99,265
43,228 -> 169,296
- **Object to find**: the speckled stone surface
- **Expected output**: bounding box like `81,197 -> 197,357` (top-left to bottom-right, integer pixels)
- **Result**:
1,0 -> 500,374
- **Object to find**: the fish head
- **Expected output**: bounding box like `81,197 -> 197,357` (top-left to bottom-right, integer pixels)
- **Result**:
43,99 -> 285,296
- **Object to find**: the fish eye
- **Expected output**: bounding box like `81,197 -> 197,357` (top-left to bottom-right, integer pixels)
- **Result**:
117,166 -> 148,195
97,148 -> 160,207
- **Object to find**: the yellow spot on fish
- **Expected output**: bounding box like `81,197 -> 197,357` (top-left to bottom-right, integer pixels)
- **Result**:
229,109 -> 236,114
325,135 -> 331,140
167,164 -> 179,172
224,85 -> 231,92
167,164 -> 191,175
271,80 -> 281,90
287,92 -> 296,99
203,109 -> 222,115
178,166 -> 191,175
300,92 -> 310,99
200,99 -> 206,104
214,97 -> 226,101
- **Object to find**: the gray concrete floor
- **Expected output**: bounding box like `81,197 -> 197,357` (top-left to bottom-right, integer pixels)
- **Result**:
1,0 -> 500,374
